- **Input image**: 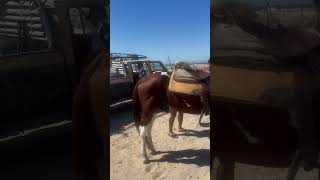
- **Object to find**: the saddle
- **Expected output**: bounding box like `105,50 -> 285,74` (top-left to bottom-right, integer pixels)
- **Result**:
168,62 -> 209,96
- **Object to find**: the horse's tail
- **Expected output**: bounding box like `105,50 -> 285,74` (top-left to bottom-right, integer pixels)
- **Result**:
132,82 -> 141,134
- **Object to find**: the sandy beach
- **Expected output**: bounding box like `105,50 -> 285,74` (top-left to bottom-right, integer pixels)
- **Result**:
110,107 -> 210,180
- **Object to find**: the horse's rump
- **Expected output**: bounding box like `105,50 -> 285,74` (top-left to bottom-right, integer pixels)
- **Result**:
132,81 -> 142,128
132,73 -> 170,126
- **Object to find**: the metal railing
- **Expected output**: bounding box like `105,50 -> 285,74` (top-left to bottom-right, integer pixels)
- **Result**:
110,53 -> 147,61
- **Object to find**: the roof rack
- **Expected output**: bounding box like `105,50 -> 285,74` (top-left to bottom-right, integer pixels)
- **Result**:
110,53 -> 147,60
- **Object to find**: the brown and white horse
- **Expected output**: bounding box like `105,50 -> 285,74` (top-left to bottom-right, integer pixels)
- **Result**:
132,72 -> 169,163
132,71 -> 208,163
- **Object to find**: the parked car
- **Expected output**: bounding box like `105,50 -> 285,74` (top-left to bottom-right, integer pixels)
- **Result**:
110,53 -> 168,105
0,0 -> 105,137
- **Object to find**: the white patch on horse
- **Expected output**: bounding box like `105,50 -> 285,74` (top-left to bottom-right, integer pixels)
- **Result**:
139,116 -> 156,164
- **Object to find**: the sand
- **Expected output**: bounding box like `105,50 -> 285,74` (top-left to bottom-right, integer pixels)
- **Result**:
110,111 -> 210,180
211,161 -> 319,180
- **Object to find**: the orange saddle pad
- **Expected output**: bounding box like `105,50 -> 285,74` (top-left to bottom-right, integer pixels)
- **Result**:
168,70 -> 203,96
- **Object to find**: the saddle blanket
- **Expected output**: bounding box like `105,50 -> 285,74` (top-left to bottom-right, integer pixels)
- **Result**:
169,70 -> 204,96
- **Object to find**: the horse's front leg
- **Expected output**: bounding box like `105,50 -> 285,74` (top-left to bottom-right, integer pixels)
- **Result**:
139,125 -> 149,164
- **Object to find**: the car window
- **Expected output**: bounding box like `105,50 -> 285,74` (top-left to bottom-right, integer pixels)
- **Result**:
132,62 -> 149,73
110,60 -> 127,80
150,62 -> 165,72
0,0 -> 52,56
131,64 -> 139,73
69,7 -> 96,35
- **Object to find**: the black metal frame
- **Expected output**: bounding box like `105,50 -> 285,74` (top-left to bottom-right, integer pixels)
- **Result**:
110,53 -> 147,61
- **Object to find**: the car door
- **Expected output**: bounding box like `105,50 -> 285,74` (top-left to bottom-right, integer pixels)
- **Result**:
0,51 -> 73,137
0,2 -> 74,137
110,60 -> 133,104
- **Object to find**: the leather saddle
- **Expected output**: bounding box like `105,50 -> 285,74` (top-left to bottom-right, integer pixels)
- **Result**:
168,62 -> 210,96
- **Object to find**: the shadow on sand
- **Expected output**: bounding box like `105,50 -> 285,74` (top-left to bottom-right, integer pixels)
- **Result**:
199,122 -> 210,127
150,149 -> 210,167
110,103 -> 169,134
110,104 -> 133,134
178,129 -> 210,138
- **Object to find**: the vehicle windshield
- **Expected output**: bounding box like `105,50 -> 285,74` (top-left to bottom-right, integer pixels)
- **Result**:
131,62 -> 149,73
150,61 -> 166,72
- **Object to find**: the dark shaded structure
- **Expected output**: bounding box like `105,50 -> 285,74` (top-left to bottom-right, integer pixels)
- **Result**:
211,0 -> 320,179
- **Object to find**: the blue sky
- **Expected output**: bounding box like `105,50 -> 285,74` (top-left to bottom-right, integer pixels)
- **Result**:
110,0 -> 210,64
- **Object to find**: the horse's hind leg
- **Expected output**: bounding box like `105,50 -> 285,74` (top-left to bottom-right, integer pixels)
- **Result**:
146,136 -> 157,155
139,125 -> 149,164
146,117 -> 157,155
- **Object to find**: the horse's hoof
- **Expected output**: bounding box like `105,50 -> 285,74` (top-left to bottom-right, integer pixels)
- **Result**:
178,128 -> 187,132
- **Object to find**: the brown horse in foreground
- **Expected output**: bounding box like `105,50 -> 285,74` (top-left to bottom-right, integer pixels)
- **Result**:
72,49 -> 108,180
132,72 -> 207,163
132,73 -> 169,163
